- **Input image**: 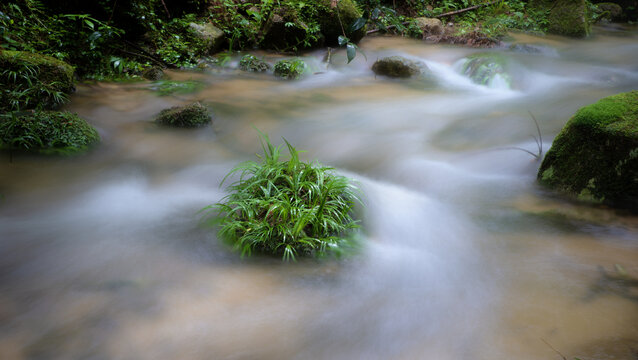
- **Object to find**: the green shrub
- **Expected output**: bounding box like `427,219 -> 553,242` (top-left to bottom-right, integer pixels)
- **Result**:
155,102 -> 211,127
273,58 -> 307,79
239,54 -> 271,72
203,134 -> 361,261
0,110 -> 100,155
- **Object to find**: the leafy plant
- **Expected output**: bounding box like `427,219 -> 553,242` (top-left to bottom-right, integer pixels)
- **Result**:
0,110 -> 100,155
273,58 -> 307,79
202,133 -> 361,261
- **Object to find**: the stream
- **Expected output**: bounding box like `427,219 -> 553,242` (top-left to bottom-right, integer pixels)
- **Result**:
1,26 -> 638,360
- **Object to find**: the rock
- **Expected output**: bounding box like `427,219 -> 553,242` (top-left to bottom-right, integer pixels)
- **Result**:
460,53 -> 511,88
0,51 -> 74,111
414,17 -> 444,36
593,0 -> 638,21
239,54 -> 270,72
318,0 -> 366,46
155,102 -> 211,127
371,56 -> 425,78
0,111 -> 99,155
273,59 -> 307,80
538,91 -> 638,211
261,7 -> 321,51
188,22 -> 225,54
531,0 -> 590,37
142,67 -> 165,81
596,2 -> 624,22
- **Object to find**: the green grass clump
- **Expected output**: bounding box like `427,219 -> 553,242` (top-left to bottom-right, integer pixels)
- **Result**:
203,134 -> 361,261
0,110 -> 99,155
273,59 -> 307,80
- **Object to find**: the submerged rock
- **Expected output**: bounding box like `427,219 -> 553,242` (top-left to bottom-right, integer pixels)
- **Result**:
189,22 -> 225,54
0,51 -> 74,111
239,54 -> 271,72
155,102 -> 211,127
538,91 -> 638,211
371,56 -> 426,78
273,59 -> 307,80
142,67 -> 165,81
0,111 -> 99,155
460,53 -> 511,88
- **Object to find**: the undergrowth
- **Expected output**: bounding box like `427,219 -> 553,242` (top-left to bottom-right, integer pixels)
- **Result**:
202,133 -> 361,261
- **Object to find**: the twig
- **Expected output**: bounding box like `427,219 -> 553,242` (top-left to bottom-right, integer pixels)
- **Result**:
121,40 -> 169,67
160,0 -> 171,18
529,111 -> 543,159
108,0 -> 119,25
435,0 -> 501,18
542,338 -> 567,360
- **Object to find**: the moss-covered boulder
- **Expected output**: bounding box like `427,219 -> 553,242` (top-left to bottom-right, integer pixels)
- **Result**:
596,2 -> 624,22
261,7 -> 322,51
594,0 -> 638,22
0,111 -> 99,155
460,53 -> 512,88
531,0 -> 590,37
188,22 -> 225,54
142,66 -> 165,81
239,54 -> 271,72
155,102 -> 211,127
0,51 -> 75,111
371,56 -> 426,78
273,59 -> 307,80
538,91 -> 638,211
414,17 -> 444,36
318,0 -> 366,46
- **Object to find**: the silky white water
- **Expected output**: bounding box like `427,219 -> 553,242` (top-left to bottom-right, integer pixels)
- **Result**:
1,27 -> 638,360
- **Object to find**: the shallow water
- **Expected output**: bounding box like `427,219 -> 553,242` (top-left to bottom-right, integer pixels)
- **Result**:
2,26 -> 638,360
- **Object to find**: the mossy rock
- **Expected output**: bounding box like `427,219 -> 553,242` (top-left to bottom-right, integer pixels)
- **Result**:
0,111 -> 99,155
142,67 -> 165,81
0,51 -> 75,111
460,53 -> 511,88
273,59 -> 307,80
594,0 -> 638,21
371,56 -> 425,78
188,22 -> 225,54
595,2 -> 624,22
414,17 -> 444,36
538,91 -> 638,211
317,0 -> 366,46
531,0 -> 590,37
239,54 -> 271,72
155,102 -> 211,127
261,7 -> 322,51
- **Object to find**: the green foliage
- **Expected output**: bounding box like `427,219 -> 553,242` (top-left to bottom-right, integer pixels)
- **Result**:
273,59 -> 307,79
155,102 -> 211,127
0,110 -> 100,155
0,51 -> 74,112
239,54 -> 271,72
151,80 -> 205,96
146,14 -> 213,68
203,133 -> 361,261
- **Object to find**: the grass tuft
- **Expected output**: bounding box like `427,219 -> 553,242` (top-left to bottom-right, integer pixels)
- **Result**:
202,132 -> 361,261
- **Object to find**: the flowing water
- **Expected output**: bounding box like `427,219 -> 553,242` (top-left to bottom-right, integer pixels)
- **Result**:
2,26 -> 638,360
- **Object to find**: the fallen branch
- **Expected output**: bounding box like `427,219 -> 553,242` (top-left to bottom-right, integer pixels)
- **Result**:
435,0 -> 501,18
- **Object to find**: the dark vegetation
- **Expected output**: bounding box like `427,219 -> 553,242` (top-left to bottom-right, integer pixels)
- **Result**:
155,102 -> 212,127
201,134 -> 361,261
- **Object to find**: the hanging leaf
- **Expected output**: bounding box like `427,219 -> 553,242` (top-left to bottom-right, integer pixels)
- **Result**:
348,17 -> 367,33
346,43 -> 356,64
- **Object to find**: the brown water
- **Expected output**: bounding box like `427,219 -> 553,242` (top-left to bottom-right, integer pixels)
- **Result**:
2,26 -> 638,360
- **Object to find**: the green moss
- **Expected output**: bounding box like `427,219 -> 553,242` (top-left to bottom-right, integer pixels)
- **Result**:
239,54 -> 271,72
461,53 -> 511,87
0,51 -> 75,111
547,0 -> 590,37
0,111 -> 99,155
155,102 -> 211,127
538,91 -> 638,210
151,80 -> 204,96
317,0 -> 365,46
273,59 -> 307,80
